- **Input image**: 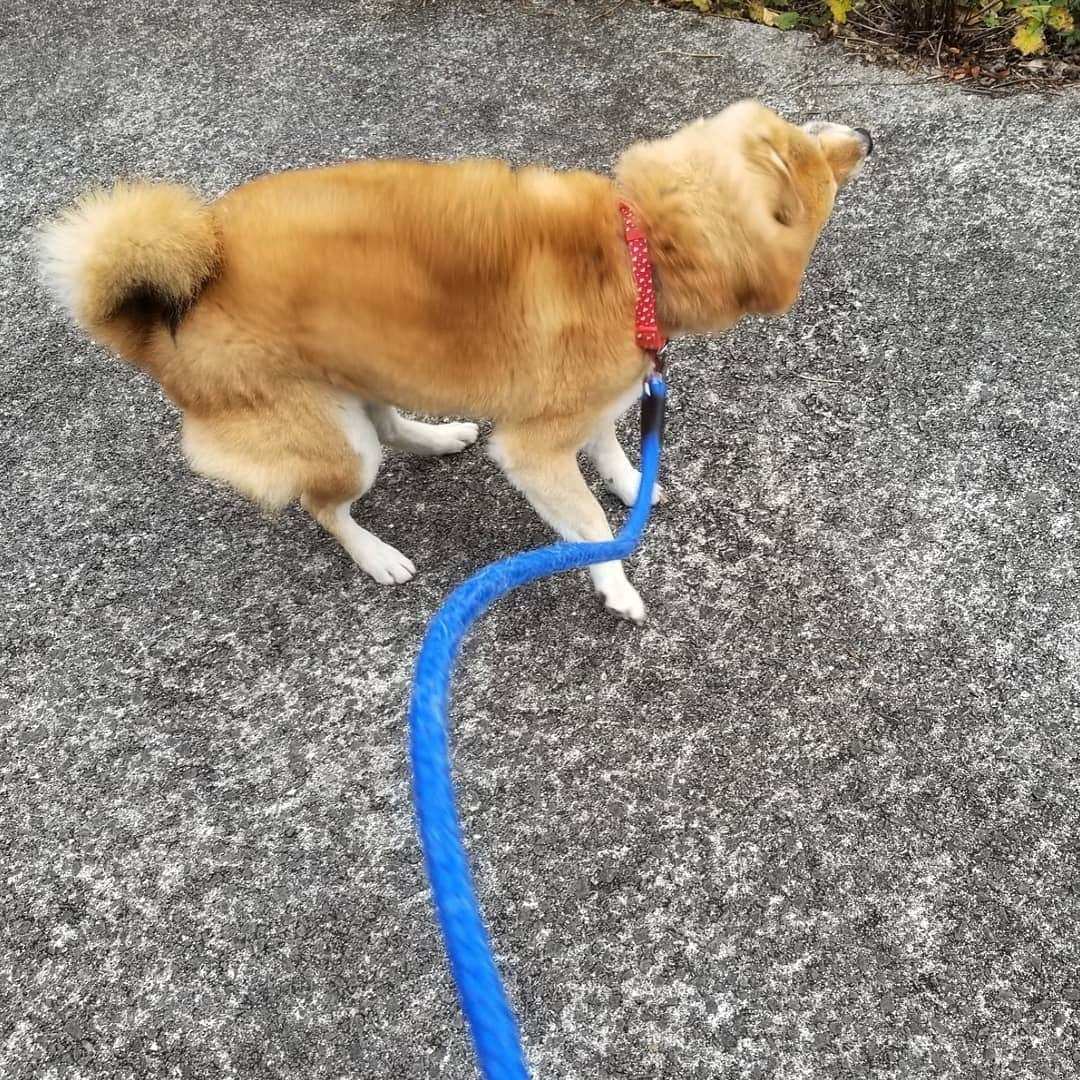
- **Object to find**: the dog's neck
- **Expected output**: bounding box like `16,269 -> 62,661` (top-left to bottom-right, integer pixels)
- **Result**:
614,165 -> 749,338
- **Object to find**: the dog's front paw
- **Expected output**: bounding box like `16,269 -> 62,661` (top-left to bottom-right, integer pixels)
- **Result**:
606,470 -> 666,508
599,580 -> 646,624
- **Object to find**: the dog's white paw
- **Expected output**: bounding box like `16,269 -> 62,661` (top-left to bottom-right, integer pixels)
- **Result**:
605,470 -> 666,508
357,539 -> 417,585
599,579 -> 646,624
431,421 -> 480,455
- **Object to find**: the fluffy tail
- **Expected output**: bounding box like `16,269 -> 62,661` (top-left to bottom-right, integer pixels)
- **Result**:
37,180 -> 221,359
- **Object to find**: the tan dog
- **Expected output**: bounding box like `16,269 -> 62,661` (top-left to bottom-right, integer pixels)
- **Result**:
38,101 -> 870,622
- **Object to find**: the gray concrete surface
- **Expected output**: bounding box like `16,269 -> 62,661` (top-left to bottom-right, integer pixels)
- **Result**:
3,1 -> 1080,1078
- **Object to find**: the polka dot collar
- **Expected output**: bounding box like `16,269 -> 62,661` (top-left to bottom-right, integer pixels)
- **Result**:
618,200 -> 667,370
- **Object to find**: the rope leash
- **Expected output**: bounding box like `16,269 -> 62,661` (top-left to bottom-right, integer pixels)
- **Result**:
408,373 -> 667,1080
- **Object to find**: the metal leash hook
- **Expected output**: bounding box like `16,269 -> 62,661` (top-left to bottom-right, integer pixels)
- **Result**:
408,374 -> 667,1080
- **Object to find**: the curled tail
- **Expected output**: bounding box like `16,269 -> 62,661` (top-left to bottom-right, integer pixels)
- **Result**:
37,180 -> 220,360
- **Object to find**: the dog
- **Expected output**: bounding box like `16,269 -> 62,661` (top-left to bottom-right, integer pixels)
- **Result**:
37,101 -> 870,622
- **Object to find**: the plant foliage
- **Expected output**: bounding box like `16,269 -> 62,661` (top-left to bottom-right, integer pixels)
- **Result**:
669,0 -> 1080,61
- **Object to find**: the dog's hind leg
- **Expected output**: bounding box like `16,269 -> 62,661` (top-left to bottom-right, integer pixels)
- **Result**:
367,404 -> 479,457
182,389 -> 415,584
301,494 -> 416,585
302,395 -> 415,584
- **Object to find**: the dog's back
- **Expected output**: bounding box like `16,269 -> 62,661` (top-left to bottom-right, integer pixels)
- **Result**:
40,159 -> 634,420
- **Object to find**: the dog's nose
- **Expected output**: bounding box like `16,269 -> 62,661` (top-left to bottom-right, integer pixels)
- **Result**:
854,127 -> 874,155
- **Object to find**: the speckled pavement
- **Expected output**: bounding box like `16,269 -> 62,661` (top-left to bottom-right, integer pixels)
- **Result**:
3,2 -> 1079,1078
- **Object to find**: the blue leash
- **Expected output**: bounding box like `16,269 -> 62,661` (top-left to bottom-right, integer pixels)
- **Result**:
408,373 -> 667,1080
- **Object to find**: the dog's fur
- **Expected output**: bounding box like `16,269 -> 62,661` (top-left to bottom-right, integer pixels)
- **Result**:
38,101 -> 869,621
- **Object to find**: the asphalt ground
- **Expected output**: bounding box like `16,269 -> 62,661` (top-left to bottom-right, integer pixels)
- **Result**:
3,2 -> 1079,1078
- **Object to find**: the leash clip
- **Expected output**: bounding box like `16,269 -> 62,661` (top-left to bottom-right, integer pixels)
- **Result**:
640,370 -> 667,442
650,342 -> 667,375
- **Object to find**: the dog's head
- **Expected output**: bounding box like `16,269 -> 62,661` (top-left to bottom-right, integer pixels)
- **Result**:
615,100 -> 871,331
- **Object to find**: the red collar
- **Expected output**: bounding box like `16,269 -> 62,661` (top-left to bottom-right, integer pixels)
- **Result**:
618,200 -> 667,370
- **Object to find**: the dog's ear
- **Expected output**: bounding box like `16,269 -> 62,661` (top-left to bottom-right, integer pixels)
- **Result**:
744,128 -> 803,227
